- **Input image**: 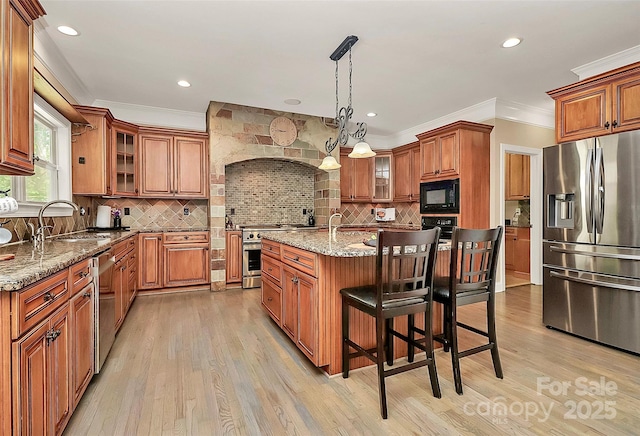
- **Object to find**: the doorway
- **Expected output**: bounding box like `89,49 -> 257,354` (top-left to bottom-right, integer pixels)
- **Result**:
499,144 -> 543,290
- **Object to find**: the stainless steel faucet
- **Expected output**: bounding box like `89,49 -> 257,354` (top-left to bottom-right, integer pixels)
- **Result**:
329,212 -> 343,242
35,200 -> 78,245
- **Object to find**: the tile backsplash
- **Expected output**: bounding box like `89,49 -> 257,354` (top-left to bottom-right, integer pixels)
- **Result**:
340,202 -> 421,226
225,159 -> 315,226
94,198 -> 208,229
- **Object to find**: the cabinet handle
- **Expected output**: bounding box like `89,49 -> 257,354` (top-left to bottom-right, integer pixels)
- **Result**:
83,292 -> 91,298
267,297 -> 273,302
293,256 -> 299,262
184,236 -> 189,240
268,247 -> 272,251
79,271 -> 89,278
604,121 -> 610,128
43,291 -> 55,302
267,268 -> 272,272
135,189 -> 139,193
612,120 -> 618,128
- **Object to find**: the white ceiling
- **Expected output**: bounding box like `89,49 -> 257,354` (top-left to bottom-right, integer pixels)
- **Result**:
37,1 -> 640,138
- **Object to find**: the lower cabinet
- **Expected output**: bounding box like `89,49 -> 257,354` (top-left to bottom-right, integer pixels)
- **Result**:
505,227 -> 530,276
225,230 -> 242,284
164,244 -> 209,287
70,283 -> 95,407
13,303 -> 71,436
114,237 -> 137,332
139,233 -> 163,289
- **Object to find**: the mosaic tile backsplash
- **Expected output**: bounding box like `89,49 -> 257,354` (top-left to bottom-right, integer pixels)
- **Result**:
225,159 -> 315,226
340,202 -> 421,226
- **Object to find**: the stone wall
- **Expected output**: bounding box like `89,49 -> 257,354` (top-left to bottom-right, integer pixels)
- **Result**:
207,102 -> 340,291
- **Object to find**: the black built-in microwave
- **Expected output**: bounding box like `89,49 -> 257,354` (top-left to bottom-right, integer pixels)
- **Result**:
419,179 -> 460,214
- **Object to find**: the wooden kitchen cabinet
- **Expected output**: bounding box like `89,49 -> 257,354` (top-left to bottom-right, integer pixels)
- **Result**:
139,128 -> 209,199
295,269 -> 318,361
504,227 -> 516,270
162,232 -> 210,288
419,130 -> 459,181
138,233 -> 163,290
372,152 -> 392,203
0,0 -> 45,175
70,282 -> 94,408
340,148 -> 373,202
505,227 -> 530,276
114,236 -> 137,331
548,61 -> 640,143
281,266 -> 298,341
393,141 -> 420,202
112,120 -> 139,196
226,230 -> 242,284
505,153 -> 530,200
13,303 -> 71,436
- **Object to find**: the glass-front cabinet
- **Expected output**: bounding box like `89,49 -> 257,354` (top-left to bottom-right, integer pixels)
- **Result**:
112,120 -> 138,196
372,152 -> 392,202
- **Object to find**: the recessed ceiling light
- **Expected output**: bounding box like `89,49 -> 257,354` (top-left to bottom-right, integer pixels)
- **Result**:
502,37 -> 522,48
367,112 -> 377,117
284,99 -> 301,105
57,25 -> 78,36
177,80 -> 191,88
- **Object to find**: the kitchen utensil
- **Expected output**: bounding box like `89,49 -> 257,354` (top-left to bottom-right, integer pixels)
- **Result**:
0,227 -> 12,244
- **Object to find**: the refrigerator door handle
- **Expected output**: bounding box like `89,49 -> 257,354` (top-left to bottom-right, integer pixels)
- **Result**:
549,270 -> 640,293
549,245 -> 640,261
595,147 -> 605,235
585,149 -> 594,237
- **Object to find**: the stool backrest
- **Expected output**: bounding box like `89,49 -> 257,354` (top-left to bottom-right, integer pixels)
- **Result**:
376,228 -> 441,306
449,226 -> 503,301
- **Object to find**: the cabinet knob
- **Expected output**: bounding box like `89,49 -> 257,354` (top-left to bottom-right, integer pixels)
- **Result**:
267,297 -> 273,302
43,291 -> 55,302
83,292 -> 91,298
604,121 -> 610,128
79,271 -> 89,278
612,120 -> 618,128
184,236 -> 189,240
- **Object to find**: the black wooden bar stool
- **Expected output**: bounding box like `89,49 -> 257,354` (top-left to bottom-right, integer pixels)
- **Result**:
340,228 -> 442,419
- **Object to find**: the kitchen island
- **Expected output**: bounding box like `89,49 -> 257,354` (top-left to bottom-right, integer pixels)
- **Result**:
260,230 -> 451,376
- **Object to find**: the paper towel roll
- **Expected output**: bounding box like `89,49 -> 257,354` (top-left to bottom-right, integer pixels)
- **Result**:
96,205 -> 111,228
0,197 -> 18,214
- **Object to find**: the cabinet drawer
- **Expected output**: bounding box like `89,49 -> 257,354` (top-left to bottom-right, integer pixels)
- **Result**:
127,251 -> 137,280
262,239 -> 281,258
261,254 -> 282,285
12,270 -> 69,339
505,227 -> 517,237
69,259 -> 92,296
163,232 -> 209,244
113,237 -> 135,258
261,276 -> 281,324
281,245 -> 317,277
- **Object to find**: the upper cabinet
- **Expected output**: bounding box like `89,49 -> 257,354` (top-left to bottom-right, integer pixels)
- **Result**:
392,141 -> 420,202
505,153 -> 530,200
112,120 -> 138,196
372,152 -> 392,203
548,61 -> 640,143
418,130 -> 459,181
139,128 -> 209,199
72,106 -> 114,195
340,148 -> 373,203
0,0 -> 46,175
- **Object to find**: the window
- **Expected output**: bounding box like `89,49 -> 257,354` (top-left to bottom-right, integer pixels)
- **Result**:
0,94 -> 72,217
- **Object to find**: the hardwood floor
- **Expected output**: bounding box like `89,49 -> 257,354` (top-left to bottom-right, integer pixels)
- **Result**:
505,270 -> 530,288
63,285 -> 640,435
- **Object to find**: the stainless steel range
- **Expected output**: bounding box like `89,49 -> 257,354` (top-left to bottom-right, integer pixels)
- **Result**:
242,224 -> 315,289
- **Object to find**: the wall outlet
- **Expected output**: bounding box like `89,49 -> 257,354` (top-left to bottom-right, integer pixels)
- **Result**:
371,208 -> 374,214
183,207 -> 190,216
230,208 -> 235,215
303,208 -> 307,215
515,207 -> 521,215
124,207 -> 130,216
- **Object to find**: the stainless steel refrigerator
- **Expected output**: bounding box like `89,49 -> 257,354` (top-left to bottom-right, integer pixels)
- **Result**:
543,130 -> 640,354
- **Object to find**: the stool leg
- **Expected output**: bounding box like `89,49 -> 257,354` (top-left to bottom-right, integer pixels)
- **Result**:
342,299 -> 350,378
487,298 -> 503,379
443,302 -> 451,353
376,317 -> 388,419
407,314 -> 415,363
424,305 -> 441,398
385,318 -> 394,366
450,307 -> 463,395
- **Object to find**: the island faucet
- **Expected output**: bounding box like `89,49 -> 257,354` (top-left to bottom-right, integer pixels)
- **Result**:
35,200 -> 79,244
329,212 -> 343,242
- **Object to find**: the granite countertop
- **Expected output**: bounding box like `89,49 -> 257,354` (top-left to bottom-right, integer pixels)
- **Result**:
0,227 -> 210,292
505,224 -> 532,228
261,230 -> 451,258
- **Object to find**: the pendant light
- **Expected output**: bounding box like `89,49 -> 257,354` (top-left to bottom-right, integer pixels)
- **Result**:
319,35 -> 375,171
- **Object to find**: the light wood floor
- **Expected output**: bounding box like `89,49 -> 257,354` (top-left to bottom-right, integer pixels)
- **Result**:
63,285 -> 640,435
505,271 -> 530,288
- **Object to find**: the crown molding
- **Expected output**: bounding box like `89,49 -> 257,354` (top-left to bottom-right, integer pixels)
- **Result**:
494,99 -> 555,129
571,45 -> 640,80
92,100 -> 206,131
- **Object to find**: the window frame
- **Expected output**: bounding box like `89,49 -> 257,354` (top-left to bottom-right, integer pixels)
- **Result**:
0,94 -> 73,218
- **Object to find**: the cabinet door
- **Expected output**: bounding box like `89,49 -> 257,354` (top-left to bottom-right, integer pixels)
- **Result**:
555,83 -> 611,142
50,305 -> 71,436
339,152 -> 353,202
112,127 -> 138,196
0,0 -> 34,175
139,234 -> 163,289
514,228 -> 531,275
226,231 -> 242,284
506,154 -> 530,200
393,148 -> 412,202
372,154 -> 392,202
296,271 -> 318,363
174,137 -> 208,198
13,321 -> 50,436
70,283 -> 94,407
139,134 -> 173,197
410,145 -> 421,201
438,131 -> 459,178
613,75 -> 640,133
163,244 -> 210,287
351,157 -> 373,201
420,137 -> 438,180
504,229 -> 516,271
281,267 -> 298,341
71,110 -> 111,195
113,261 -> 126,331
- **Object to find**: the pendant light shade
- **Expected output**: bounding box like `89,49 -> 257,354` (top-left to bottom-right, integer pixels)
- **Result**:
319,155 -> 342,170
348,141 -> 376,158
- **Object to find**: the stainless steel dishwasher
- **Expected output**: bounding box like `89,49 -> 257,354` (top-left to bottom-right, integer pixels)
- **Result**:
93,248 -> 115,373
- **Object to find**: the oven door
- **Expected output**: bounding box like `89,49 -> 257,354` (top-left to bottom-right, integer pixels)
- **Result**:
242,242 -> 262,288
